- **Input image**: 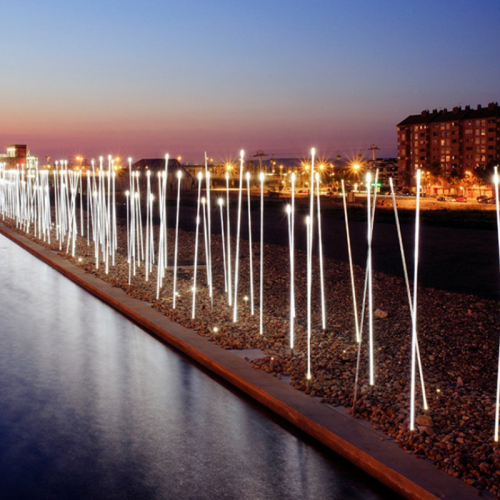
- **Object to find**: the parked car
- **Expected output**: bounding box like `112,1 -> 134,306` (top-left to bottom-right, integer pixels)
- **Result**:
456,196 -> 467,202
477,195 -> 488,203
437,196 -> 447,202
485,197 -> 496,204
395,189 -> 410,196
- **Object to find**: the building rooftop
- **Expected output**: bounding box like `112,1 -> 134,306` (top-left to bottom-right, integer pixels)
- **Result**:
398,102 -> 500,127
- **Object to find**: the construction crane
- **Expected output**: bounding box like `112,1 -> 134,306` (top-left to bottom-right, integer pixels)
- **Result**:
367,144 -> 381,162
252,150 -> 271,173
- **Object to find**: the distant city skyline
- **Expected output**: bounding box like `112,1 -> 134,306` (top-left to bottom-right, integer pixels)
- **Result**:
1,0 -> 499,163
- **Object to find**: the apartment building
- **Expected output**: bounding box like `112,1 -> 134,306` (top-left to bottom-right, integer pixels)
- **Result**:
397,102 -> 500,186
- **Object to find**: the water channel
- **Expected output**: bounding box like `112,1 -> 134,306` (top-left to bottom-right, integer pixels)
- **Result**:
0,234 -> 400,499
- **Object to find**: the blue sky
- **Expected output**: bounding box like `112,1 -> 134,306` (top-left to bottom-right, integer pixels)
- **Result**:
1,0 -> 499,162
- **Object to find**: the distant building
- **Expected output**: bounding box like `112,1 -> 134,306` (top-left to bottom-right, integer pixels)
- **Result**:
397,102 -> 500,186
371,159 -> 399,191
0,144 -> 38,169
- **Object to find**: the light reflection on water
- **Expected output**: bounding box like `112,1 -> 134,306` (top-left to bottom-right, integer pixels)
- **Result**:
0,236 -> 399,500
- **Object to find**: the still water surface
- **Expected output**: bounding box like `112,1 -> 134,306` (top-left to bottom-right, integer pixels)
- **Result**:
0,234 -> 399,500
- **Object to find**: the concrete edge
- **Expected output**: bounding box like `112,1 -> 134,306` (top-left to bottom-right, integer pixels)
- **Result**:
0,223 -> 480,500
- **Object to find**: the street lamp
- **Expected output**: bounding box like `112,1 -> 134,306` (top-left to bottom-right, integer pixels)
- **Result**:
351,163 -> 362,189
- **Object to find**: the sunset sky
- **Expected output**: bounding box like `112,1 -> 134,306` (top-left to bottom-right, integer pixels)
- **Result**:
1,0 -> 499,163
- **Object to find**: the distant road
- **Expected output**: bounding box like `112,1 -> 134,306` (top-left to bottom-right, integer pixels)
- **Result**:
166,203 -> 500,300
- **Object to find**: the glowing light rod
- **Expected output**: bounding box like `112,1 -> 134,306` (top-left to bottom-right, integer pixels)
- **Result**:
192,172 -> 203,319
225,172 -> 232,306
306,148 -> 315,380
366,171 -> 374,385
219,198 -> 228,292
306,215 -> 312,380
389,177 -> 428,411
341,179 -> 360,343
410,169 -> 422,432
494,166 -> 500,441
233,150 -> 244,323
286,204 -> 294,349
315,172 -> 326,329
205,152 -> 213,304
291,172 -> 296,320
246,172 -> 255,315
172,170 -> 182,308
259,171 -> 264,335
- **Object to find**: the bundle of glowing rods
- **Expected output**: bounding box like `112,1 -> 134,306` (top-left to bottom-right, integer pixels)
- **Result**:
0,156 -> 452,435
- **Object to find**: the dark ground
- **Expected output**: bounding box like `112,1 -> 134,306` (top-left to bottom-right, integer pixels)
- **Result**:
158,198 -> 500,300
